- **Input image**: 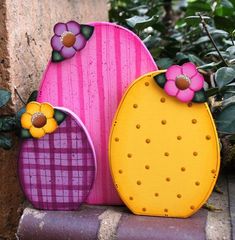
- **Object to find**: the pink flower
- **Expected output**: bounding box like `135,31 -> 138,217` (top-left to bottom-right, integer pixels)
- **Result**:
164,62 -> 204,102
51,21 -> 87,59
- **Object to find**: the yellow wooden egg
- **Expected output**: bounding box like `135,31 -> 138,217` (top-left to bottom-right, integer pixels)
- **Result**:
109,70 -> 220,218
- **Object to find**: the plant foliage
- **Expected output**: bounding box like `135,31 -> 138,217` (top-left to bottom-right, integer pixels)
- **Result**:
109,0 -> 235,136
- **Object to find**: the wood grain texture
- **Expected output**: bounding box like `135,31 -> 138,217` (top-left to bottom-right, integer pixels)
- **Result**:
37,22 -> 157,204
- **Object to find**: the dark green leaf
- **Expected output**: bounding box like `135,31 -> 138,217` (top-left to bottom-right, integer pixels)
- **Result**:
0,135 -> 13,150
51,50 -> 64,63
206,87 -> 219,97
0,89 -> 11,108
188,54 -> 205,66
214,16 -> 235,33
192,89 -> 207,103
16,107 -> 26,128
0,116 -> 16,131
216,103 -> 235,133
80,25 -> 94,40
156,58 -> 173,69
215,67 -> 235,89
20,129 -> 32,139
27,91 -> 38,103
54,109 -> 67,125
153,73 -> 166,88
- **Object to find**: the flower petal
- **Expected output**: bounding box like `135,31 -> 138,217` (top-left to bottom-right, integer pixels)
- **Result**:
43,118 -> 58,134
51,35 -> 63,51
66,21 -> 80,35
26,101 -> 40,115
54,22 -> 67,36
164,81 -> 179,96
182,62 -> 197,78
177,89 -> 194,102
21,113 -> 32,129
189,72 -> 204,91
40,103 -> 54,118
166,65 -> 182,81
73,34 -> 86,51
60,46 -> 77,58
29,126 -> 45,138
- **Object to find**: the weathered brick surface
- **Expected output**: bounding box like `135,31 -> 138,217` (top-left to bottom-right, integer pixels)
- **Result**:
0,1 -> 108,238
17,206 -> 209,240
117,209 -> 208,240
17,207 -> 104,240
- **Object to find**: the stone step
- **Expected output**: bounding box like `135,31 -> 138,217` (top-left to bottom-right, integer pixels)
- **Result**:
16,175 -> 232,240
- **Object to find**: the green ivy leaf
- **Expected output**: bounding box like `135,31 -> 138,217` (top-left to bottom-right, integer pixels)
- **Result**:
51,50 -> 64,63
0,135 -> 13,150
54,109 -> 67,125
192,89 -> 207,103
215,67 -> 235,89
0,89 -> 11,108
80,25 -> 94,40
20,129 -> 32,139
153,73 -> 166,88
27,91 -> 38,103
216,103 -> 235,134
0,116 -> 16,132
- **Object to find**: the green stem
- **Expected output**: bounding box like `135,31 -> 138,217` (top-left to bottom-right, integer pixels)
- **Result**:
199,13 -> 228,67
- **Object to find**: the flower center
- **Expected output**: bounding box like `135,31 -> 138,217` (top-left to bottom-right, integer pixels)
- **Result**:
175,74 -> 191,90
61,32 -> 76,47
31,112 -> 47,128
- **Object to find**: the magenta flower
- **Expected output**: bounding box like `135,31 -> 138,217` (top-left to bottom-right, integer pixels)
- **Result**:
51,21 -> 87,59
164,62 -> 204,102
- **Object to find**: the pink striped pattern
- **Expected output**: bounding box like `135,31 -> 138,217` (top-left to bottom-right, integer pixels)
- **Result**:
37,22 -> 157,204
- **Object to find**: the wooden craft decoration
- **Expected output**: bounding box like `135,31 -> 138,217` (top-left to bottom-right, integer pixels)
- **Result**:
109,67 -> 220,218
37,21 -> 157,204
18,107 -> 96,210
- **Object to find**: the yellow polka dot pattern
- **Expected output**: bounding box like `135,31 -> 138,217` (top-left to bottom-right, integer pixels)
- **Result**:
109,71 -> 220,218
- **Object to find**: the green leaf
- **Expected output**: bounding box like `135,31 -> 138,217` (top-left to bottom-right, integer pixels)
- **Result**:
216,103 -> 235,133
206,87 -> 219,97
188,54 -> 205,66
51,50 -> 64,63
54,109 -> 67,125
226,46 -> 235,58
214,16 -> 235,33
153,73 -> 166,88
192,89 -> 207,103
0,116 -> 16,131
126,15 -> 158,30
215,67 -> 235,89
156,58 -> 173,69
80,25 -> 94,40
0,89 -> 11,108
20,129 -> 32,139
0,135 -> 13,150
16,107 -> 26,128
193,36 -> 210,45
197,62 -> 221,70
27,91 -> 38,103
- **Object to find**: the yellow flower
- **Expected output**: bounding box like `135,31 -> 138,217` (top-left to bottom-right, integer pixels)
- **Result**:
21,101 -> 58,138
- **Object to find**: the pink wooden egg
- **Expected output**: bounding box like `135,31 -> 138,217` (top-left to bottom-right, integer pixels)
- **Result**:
37,22 -> 157,204
18,108 -> 96,210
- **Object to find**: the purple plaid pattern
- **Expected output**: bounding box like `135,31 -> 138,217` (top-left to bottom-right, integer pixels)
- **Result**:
18,114 -> 96,210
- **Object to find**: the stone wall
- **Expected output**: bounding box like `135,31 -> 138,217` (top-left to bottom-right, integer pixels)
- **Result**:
0,1 -> 108,238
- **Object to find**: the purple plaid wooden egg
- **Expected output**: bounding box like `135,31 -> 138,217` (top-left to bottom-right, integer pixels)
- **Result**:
18,107 -> 96,210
